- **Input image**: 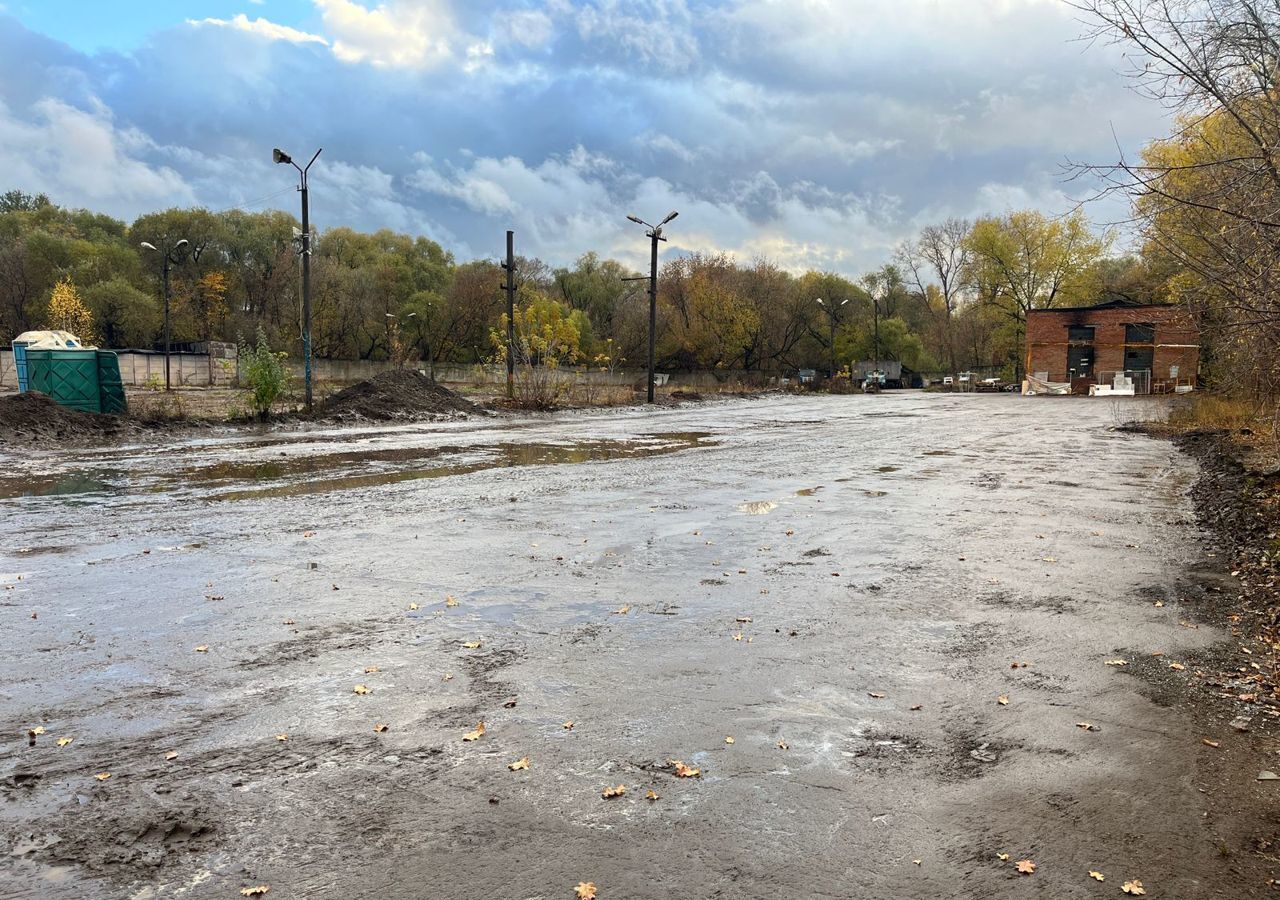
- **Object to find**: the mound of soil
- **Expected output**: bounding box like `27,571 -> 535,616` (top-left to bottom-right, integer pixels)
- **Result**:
320,370 -> 477,421
0,392 -> 130,445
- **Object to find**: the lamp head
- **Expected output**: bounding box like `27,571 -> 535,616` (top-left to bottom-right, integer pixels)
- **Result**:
139,241 -> 157,252
626,215 -> 645,226
175,239 -> 189,249
273,148 -> 293,165
660,210 -> 679,225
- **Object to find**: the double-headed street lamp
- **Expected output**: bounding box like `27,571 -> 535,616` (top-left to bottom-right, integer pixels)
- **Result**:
815,296 -> 849,379
273,146 -> 322,412
624,210 -> 678,403
140,238 -> 189,391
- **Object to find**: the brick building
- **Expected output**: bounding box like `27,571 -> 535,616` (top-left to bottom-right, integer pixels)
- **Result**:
1025,300 -> 1200,393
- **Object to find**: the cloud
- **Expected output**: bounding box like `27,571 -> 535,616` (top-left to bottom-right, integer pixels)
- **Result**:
187,14 -> 329,46
0,97 -> 194,213
0,1 -> 1175,274
314,0 -> 456,68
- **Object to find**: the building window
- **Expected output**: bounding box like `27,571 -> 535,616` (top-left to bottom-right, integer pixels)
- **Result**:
1067,325 -> 1095,342
1125,323 -> 1155,343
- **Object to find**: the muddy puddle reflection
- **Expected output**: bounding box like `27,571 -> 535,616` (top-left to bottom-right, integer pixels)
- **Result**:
200,432 -> 716,500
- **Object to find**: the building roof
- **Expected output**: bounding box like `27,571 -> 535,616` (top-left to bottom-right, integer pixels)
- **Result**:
1027,299 -> 1179,315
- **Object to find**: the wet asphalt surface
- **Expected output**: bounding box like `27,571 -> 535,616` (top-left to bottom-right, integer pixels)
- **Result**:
0,393 -> 1273,898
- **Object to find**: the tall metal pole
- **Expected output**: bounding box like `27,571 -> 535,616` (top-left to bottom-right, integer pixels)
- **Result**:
505,230 -> 515,400
829,310 -> 836,380
647,231 -> 658,404
301,175 -> 312,412
872,293 -> 880,375
162,256 -> 172,391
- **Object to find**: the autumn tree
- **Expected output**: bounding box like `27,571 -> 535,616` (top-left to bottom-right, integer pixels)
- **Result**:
1071,0 -> 1280,395
45,276 -> 95,341
966,210 -> 1107,376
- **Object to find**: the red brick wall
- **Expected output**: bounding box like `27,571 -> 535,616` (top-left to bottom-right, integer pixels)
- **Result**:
1026,305 -> 1199,384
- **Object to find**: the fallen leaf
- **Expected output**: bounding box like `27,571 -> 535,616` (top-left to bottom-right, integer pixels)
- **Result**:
463,641 -> 482,649
613,605 -> 631,615
785,529 -> 794,536
736,616 -> 753,623
1154,600 -> 1164,607
504,698 -> 517,708
240,887 -> 271,897
601,784 -> 626,799
1076,722 -> 1100,732
868,692 -> 887,699
733,633 -> 743,641
364,665 -> 380,674
672,760 -> 701,778
996,853 -> 1010,861
909,704 -> 923,711
445,595 -> 459,607
1089,870 -> 1105,882
574,883 -> 597,900
94,772 -> 111,781
508,757 -> 530,771
275,734 -> 289,742
1041,557 -> 1057,563
646,789 -> 659,801
443,673 -> 454,682
374,723 -> 389,733
1011,661 -> 1030,669
913,859 -> 922,866
29,726 -> 46,737
1122,879 -> 1146,895
165,751 -> 178,760
408,602 -> 420,611
1105,659 -> 1129,666
303,531 -> 316,538
777,740 -> 789,750
56,736 -> 73,747
353,684 -> 371,695
1016,859 -> 1036,875
1168,662 -> 1186,671
724,736 -> 735,744
564,720 -> 575,730
283,619 -> 296,625
997,695 -> 1010,706
194,645 -> 209,653
1202,738 -> 1220,748
463,721 -> 486,742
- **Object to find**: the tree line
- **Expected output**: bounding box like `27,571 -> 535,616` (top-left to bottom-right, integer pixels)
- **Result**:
0,188 -> 1174,380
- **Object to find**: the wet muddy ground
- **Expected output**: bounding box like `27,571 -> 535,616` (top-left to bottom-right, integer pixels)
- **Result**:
2,394 -> 1277,898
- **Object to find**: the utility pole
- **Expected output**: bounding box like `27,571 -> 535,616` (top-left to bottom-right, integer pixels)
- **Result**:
274,147 -> 322,412
625,211 -> 678,403
872,292 -> 881,377
139,238 -> 189,391
501,230 -> 515,400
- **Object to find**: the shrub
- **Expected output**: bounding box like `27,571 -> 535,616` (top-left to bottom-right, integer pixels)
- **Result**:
239,327 -> 290,419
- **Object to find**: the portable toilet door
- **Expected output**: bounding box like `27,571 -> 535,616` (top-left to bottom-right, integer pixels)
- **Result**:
11,341 -> 32,392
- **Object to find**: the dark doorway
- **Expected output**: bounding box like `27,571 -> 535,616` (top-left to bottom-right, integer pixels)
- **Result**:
1067,345 -> 1094,379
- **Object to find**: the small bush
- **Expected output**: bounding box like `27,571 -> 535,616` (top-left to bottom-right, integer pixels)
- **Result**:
239,327 -> 290,419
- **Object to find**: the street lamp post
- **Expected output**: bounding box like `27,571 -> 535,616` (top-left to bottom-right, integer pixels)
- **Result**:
384,311 -> 417,370
273,147 -> 322,412
140,238 -> 189,391
815,296 -> 849,379
624,211 -> 678,403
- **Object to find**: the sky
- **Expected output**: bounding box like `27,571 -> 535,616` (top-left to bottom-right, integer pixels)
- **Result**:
0,0 -> 1168,276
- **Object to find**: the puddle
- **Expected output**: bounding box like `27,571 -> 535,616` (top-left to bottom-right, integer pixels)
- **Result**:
738,500 -> 779,515
208,433 -> 716,501
0,472 -> 116,499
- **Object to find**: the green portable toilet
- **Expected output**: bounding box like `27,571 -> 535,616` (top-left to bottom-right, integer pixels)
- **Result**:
97,352 -> 127,414
25,348 -> 128,415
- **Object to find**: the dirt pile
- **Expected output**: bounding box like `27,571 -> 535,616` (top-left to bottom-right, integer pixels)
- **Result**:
319,370 -> 477,421
0,392 -> 130,445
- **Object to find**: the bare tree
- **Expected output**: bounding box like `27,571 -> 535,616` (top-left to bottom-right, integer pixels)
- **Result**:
898,218 -> 972,373
1068,1 -> 1280,394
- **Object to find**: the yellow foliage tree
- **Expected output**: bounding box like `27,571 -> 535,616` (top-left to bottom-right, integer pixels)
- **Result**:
46,276 -> 95,342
